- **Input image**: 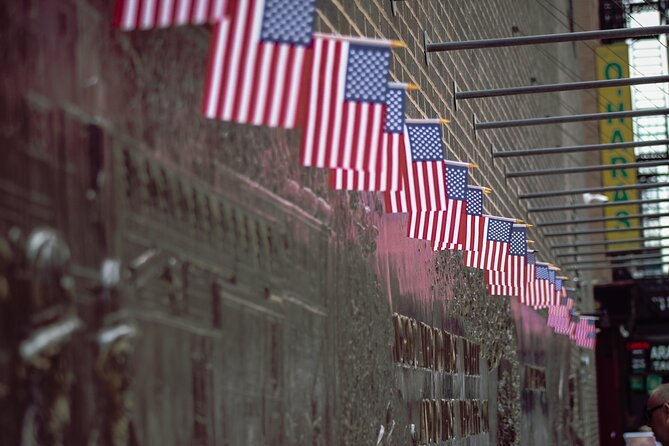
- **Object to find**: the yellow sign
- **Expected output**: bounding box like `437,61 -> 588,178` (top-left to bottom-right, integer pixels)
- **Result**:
595,44 -> 640,250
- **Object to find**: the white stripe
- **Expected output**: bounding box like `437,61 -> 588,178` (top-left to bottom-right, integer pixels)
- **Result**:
436,163 -> 447,209
281,46 -> 305,127
140,0 -> 158,29
336,102 -> 354,167
267,45 -> 289,127
211,0 -> 226,20
204,21 -> 229,118
236,1 -> 263,122
195,0 -> 208,22
316,40 -> 341,166
353,103 -> 369,169
221,0 -> 251,120
121,0 -> 140,30
303,38 -> 324,165
365,105 -> 382,172
176,0 -> 191,25
388,135 -> 398,190
158,0 -> 175,27
379,134 -> 390,190
325,44 -> 347,166
250,43 -> 273,124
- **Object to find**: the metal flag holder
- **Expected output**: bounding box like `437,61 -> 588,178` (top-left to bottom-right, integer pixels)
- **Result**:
476,108 -> 669,131
555,246 -> 664,259
506,159 -> 669,179
535,211 -> 669,228
527,197 -> 668,213
454,75 -> 669,102
551,236 -> 667,250
493,139 -> 669,159
563,253 -> 669,267
543,224 -> 669,238
519,182 -> 669,200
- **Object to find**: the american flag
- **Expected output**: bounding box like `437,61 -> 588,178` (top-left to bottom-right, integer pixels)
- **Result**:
408,163 -> 469,245
434,185 -> 485,251
552,296 -> 575,334
519,250 -> 537,306
547,267 -> 558,306
301,37 -> 392,168
329,83 -> 407,192
523,262 -> 550,308
487,225 -> 527,296
201,0 -> 316,128
572,317 -> 596,348
383,120 -> 446,214
535,263 -> 551,308
464,217 -> 514,272
114,0 -> 226,30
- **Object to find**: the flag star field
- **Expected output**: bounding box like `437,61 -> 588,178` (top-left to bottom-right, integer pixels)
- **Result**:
344,45 -> 391,103
408,124 -> 443,161
260,0 -> 317,45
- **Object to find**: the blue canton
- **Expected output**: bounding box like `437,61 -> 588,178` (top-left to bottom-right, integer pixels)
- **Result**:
561,296 -> 568,306
555,278 -> 562,292
260,0 -> 316,46
548,269 -> 556,284
536,264 -> 549,280
407,123 -> 443,161
526,251 -> 536,265
588,332 -> 597,339
385,87 -> 405,133
466,188 -> 483,216
509,226 -> 527,256
445,165 -> 468,200
487,219 -> 512,243
567,288 -> 575,298
344,44 -> 391,104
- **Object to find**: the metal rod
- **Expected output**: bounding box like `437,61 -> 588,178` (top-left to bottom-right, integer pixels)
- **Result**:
566,261 -> 667,271
426,25 -> 669,52
457,75 -> 669,100
536,211 -> 669,227
551,236 -> 667,250
507,159 -> 669,178
563,253 -> 669,266
494,139 -> 669,159
528,197 -> 668,213
556,246 -> 663,258
519,182 -> 669,199
543,224 -> 669,238
476,107 -> 669,130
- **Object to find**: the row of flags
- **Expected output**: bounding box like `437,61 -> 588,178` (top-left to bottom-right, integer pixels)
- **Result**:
112,0 -> 597,350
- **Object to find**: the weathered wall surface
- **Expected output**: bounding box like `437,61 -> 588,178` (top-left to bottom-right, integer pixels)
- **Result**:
0,1 -> 599,445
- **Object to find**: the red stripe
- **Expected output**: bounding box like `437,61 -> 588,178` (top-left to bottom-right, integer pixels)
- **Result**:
152,0 -> 161,25
169,0 -> 180,24
201,21 -> 222,114
277,47 -> 297,127
112,0 -> 127,28
230,1 -> 257,121
135,0 -> 145,28
244,41 -> 266,123
261,46 -> 282,125
215,0 -> 241,118
301,40 -> 324,164
188,0 -> 198,23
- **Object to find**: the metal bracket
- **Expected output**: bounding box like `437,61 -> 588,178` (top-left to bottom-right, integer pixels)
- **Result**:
390,0 -> 403,16
423,31 -> 430,65
451,80 -> 458,111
